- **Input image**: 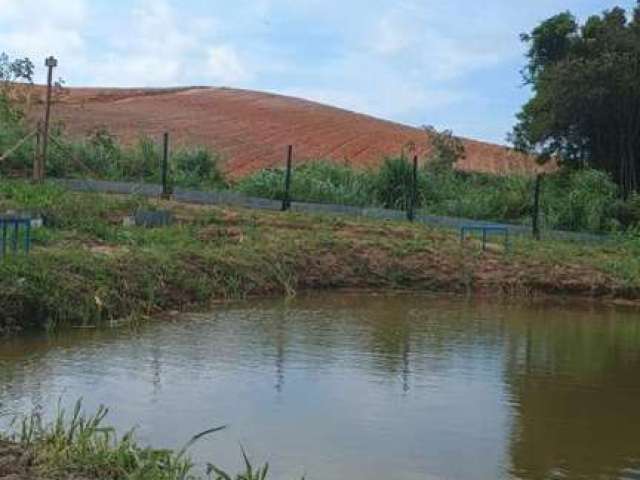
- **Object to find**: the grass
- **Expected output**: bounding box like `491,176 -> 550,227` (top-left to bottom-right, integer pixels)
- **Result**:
0,179 -> 638,336
236,161 -> 376,207
1,400 -> 279,480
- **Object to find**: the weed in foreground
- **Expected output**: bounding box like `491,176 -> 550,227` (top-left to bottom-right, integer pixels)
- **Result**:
2,400 -> 302,480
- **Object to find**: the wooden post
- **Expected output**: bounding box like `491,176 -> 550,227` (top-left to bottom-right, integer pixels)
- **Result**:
40,56 -> 58,182
407,155 -> 418,222
282,145 -> 293,211
532,174 -> 543,240
161,132 -> 170,198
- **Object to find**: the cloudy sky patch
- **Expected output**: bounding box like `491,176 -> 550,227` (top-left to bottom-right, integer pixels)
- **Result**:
0,0 -> 632,143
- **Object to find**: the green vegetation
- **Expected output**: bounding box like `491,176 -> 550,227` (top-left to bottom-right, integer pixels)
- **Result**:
512,4 -> 640,196
240,160 -> 636,233
1,400 -> 276,480
0,180 -> 638,337
0,126 -> 228,191
237,161 -> 376,207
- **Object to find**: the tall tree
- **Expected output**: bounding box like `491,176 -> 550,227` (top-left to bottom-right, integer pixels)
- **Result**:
512,3 -> 640,197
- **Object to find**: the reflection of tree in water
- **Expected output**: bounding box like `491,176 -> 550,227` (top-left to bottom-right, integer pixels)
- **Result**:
504,317 -> 640,479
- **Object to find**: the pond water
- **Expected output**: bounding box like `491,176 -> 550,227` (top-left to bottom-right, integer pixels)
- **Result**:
1,293 -> 640,480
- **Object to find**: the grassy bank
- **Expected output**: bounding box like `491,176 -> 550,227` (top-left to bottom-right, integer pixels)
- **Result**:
0,401 -> 269,480
0,180 -> 639,335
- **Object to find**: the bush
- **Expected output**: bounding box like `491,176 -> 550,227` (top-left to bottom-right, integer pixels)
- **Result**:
172,147 -> 227,189
20,128 -> 229,190
542,169 -> 619,232
374,157 -> 420,210
0,93 -> 34,174
421,169 -> 532,221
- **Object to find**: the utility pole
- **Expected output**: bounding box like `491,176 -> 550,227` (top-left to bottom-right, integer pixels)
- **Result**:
37,56 -> 58,182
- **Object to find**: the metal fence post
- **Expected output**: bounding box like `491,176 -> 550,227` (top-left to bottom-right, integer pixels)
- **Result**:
532,174 -> 543,240
282,145 -> 293,211
25,221 -> 31,254
407,155 -> 418,222
11,220 -> 18,254
162,132 -> 170,198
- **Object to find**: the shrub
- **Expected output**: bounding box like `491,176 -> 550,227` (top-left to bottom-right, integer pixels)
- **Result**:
542,169 -> 619,232
172,147 -> 227,189
374,157 -> 419,210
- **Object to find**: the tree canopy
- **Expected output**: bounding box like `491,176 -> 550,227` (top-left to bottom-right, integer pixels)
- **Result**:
511,3 -> 640,197
0,52 -> 34,122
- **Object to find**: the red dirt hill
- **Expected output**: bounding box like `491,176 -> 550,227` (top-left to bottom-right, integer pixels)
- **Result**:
35,86 -> 544,178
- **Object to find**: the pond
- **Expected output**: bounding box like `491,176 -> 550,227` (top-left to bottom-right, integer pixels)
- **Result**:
1,293 -> 640,479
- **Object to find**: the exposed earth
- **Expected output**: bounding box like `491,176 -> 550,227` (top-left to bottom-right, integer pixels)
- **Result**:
27,86 -> 546,178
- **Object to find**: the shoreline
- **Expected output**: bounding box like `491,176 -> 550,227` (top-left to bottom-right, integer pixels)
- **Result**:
0,182 -> 638,337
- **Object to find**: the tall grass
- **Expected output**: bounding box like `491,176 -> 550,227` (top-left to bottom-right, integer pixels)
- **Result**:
238,158 -> 632,233
237,161 -> 375,206
3,400 -> 284,480
0,119 -> 227,190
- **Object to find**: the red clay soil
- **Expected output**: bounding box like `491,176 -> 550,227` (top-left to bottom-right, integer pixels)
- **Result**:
28,86 -> 549,178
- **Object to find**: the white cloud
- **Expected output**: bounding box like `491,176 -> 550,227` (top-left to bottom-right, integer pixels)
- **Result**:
73,0 -> 251,87
206,46 -> 251,84
0,0 -> 88,79
373,17 -> 412,56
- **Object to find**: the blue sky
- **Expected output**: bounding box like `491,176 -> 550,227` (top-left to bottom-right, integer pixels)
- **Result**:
0,0 -> 634,144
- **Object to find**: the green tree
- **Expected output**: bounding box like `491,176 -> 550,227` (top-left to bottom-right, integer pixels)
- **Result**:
511,4 -> 640,197
423,126 -> 465,172
0,52 -> 34,122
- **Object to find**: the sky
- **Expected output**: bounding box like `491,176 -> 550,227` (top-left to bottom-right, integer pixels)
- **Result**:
0,0 -> 634,144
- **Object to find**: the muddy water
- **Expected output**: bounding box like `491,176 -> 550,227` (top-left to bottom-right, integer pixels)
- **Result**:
1,293 -> 640,480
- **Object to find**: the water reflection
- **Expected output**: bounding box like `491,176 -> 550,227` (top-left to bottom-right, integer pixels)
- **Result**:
1,293 -> 639,480
503,307 -> 640,479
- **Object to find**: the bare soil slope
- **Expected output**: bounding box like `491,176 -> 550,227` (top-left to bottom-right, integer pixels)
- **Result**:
35,86 -> 544,177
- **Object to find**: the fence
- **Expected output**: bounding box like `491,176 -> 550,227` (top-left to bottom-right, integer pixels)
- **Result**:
0,215 -> 31,257
54,177 -> 612,244
0,126 -> 615,245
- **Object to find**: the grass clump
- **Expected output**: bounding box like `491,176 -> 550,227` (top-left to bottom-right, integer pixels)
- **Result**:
8,401 -> 196,479
2,400 -> 284,480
